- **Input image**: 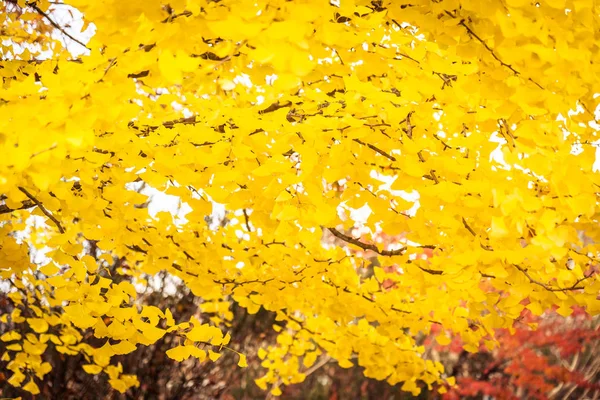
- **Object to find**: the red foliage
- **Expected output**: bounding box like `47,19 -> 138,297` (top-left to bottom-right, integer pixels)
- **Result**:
436,308 -> 600,400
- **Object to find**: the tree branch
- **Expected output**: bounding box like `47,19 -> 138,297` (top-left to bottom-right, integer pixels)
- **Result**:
0,199 -> 36,215
26,1 -> 90,50
327,227 -> 442,275
242,209 -> 252,232
17,187 -> 65,233
353,139 -> 397,161
462,217 -> 493,251
450,13 -> 519,75
328,227 -> 401,255
462,217 -> 477,236
449,12 -> 544,90
513,264 -> 590,292
324,279 -> 443,324
258,101 -> 292,115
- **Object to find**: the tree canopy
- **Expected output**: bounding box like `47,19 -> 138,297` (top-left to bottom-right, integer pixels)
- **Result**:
1,0 -> 600,396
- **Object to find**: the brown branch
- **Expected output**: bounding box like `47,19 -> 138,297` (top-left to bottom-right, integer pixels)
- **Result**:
303,355 -> 332,377
394,52 -> 420,64
364,123 -> 392,128
450,12 -> 544,90
328,227 -> 394,254
97,57 -> 117,82
171,262 -> 199,278
403,111 -> 414,139
513,264 -> 589,292
429,170 -> 440,184
126,244 -> 147,254
390,19 -> 405,31
17,187 -> 65,233
190,140 -> 218,147
26,2 -> 90,50
242,209 -> 252,232
451,14 -> 519,75
162,116 -> 199,129
433,134 -> 453,150
333,48 -> 345,65
214,277 -> 276,289
462,217 -> 477,236
258,101 -> 292,115
161,10 -> 192,23
327,228 -> 442,275
127,70 -> 149,79
353,139 -> 396,161
433,71 -> 457,88
0,200 -> 36,215
580,101 -> 600,124
7,278 -> 30,300
30,143 -> 57,158
461,217 -> 494,251
249,128 -> 265,136
325,279 -> 443,323
286,314 -> 338,346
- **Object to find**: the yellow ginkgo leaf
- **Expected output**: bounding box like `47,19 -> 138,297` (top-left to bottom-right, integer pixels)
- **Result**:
0,331 -> 21,342
165,345 -> 193,362
436,334 -> 452,346
237,353 -> 248,368
83,364 -> 103,374
23,379 -> 40,395
208,350 -> 221,361
27,318 -> 49,333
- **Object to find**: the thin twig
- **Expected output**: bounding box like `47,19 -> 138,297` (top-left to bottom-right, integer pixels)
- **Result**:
18,186 -> 65,233
333,48 -> 345,65
353,139 -> 396,161
327,228 -> 442,275
242,209 -> 252,232
324,279 -> 443,324
513,264 -> 589,292
462,217 -> 494,251
449,12 -> 543,90
328,227 -> 402,255
456,16 -> 519,75
403,111 -> 414,139
462,217 -> 477,236
26,2 -> 90,50
97,57 -> 117,82
0,200 -> 36,215
394,52 -> 420,64
428,170 -> 440,184
303,355 -> 332,377
30,143 -> 57,159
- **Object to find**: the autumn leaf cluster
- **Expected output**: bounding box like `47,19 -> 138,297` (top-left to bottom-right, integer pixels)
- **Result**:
1,0 -> 600,397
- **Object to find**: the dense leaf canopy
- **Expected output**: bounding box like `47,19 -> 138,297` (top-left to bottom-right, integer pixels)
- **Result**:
1,0 -> 600,396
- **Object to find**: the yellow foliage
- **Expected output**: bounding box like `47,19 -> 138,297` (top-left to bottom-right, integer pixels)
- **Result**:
1,0 -> 600,396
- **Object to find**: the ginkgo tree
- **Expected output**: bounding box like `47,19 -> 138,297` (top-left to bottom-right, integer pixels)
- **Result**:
1,0 -> 600,396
